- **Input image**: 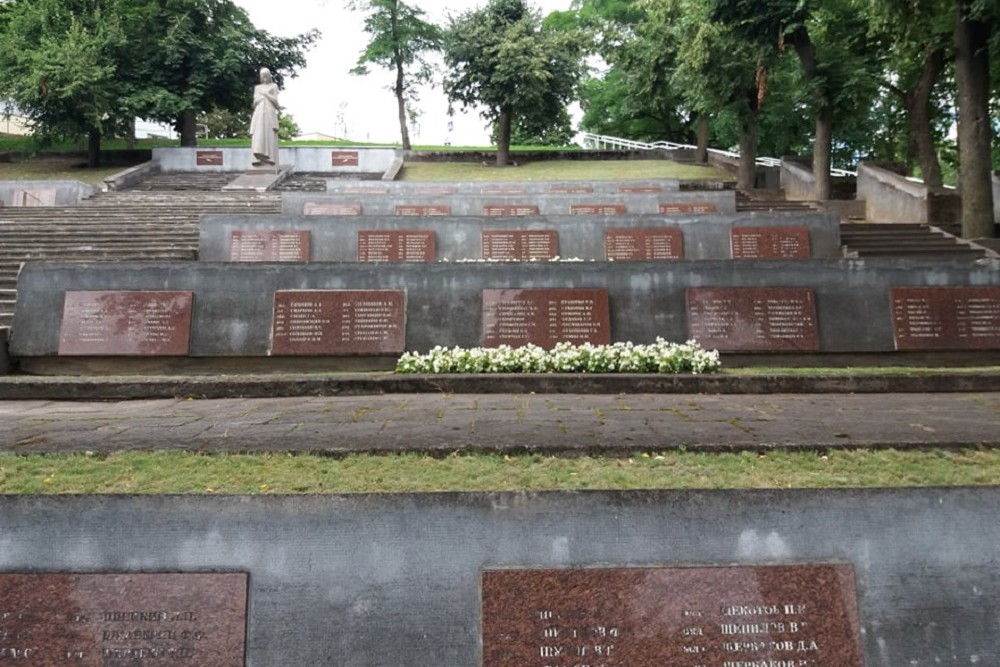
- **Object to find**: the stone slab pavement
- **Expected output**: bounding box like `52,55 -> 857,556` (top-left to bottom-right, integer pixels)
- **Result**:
1,392 -> 998,454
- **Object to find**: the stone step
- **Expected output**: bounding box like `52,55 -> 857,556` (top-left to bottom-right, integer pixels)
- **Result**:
0,250 -> 196,260
853,248 -> 986,258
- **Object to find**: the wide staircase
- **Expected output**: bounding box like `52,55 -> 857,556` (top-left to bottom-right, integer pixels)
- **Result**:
0,176 -> 281,328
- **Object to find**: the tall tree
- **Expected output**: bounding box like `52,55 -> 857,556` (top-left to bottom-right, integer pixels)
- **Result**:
954,0 -> 995,238
443,0 -> 585,165
349,0 -> 441,151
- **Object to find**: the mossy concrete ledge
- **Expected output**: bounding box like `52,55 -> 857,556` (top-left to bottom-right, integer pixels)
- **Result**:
0,370 -> 997,400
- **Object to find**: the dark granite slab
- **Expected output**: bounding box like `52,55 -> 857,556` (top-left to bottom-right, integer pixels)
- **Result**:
229,230 -> 310,262
571,204 -> 627,215
304,202 -> 362,216
58,291 -> 193,356
331,151 -> 359,167
270,289 -> 405,355
395,204 -> 451,216
358,231 -> 436,262
483,205 -> 541,217
687,287 -> 820,351
660,202 -> 717,215
196,151 -> 223,167
891,286 -> 1000,350
732,226 -> 812,259
482,231 -> 559,261
482,288 -> 610,348
605,228 -> 684,260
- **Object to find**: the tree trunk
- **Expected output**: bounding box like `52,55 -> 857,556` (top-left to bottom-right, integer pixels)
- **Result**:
391,1 -> 411,151
496,109 -> 511,167
87,128 -> 101,168
694,115 -> 709,164
737,113 -> 757,190
813,107 -> 833,201
127,117 -> 136,151
954,1 -> 995,238
907,47 -> 945,188
180,111 -> 198,147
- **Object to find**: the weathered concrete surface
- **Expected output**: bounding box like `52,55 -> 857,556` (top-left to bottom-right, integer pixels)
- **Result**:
0,180 -> 95,207
1,391 -> 997,453
0,489 -> 998,667
857,162 -> 961,225
151,147 -> 398,174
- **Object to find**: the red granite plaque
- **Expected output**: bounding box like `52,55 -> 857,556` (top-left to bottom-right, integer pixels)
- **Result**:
550,185 -> 593,194
12,189 -> 56,207
660,202 -> 717,215
331,150 -> 360,167
483,204 -> 541,217
619,185 -> 663,193
341,186 -> 389,195
58,291 -> 193,356
482,565 -> 862,667
605,228 -> 684,260
395,204 -> 451,216
0,572 -> 246,667
229,230 -> 310,262
686,287 -> 820,351
571,204 -> 627,215
732,226 -> 812,259
482,289 -> 610,348
304,202 -> 362,215
891,286 -> 1000,350
482,186 -> 526,195
196,150 -> 224,166
271,290 -> 405,355
358,230 -> 436,262
482,231 -> 559,261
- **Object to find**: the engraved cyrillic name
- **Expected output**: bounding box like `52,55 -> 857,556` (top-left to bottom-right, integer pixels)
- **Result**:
731,227 -> 811,259
891,287 -> 1000,350
271,290 -> 405,355
395,204 -> 451,216
482,231 -> 558,261
357,231 -> 435,262
482,566 -> 861,667
229,230 -> 310,262
482,289 -> 610,348
659,202 -> 717,215
483,205 -> 540,217
570,204 -> 626,215
58,291 -> 193,356
605,228 -> 684,260
303,202 -> 362,216
686,288 -> 820,351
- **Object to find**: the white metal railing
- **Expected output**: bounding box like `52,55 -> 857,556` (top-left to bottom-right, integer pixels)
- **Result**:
578,131 -> 857,177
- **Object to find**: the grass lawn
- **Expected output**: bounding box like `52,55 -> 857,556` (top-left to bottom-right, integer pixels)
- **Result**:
1,448 -> 997,495
401,159 -> 733,182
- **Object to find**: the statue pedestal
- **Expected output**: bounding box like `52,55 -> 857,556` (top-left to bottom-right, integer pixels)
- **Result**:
223,164 -> 293,192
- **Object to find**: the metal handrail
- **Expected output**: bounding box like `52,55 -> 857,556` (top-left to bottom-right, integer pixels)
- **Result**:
578,131 -> 857,177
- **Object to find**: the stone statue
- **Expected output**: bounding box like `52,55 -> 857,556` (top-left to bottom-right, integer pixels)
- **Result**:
250,68 -> 279,167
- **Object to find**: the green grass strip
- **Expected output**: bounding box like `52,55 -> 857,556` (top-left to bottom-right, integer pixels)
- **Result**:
1,449 -> 998,495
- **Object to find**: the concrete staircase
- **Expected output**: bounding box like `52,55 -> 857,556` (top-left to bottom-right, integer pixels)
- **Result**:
839,223 -> 989,260
0,182 -> 280,328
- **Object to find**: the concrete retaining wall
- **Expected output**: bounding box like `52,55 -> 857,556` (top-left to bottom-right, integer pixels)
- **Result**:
857,162 -> 961,225
780,159 -> 815,201
282,190 -> 738,217
0,489 -> 996,666
993,171 -> 999,223
198,212 -> 844,261
325,179 -> 682,195
104,161 -> 161,191
0,327 -> 9,375
151,147 -> 399,174
0,180 -> 95,207
10,260 -> 998,359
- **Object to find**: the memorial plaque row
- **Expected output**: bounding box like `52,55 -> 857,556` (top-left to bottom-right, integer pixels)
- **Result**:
0,564 -> 862,667
53,287 -> 1000,356
227,227 -> 813,263
301,202 -> 721,217
328,184 -> 675,195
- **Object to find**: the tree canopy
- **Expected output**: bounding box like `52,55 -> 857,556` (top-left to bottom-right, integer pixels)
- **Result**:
443,0 -> 585,165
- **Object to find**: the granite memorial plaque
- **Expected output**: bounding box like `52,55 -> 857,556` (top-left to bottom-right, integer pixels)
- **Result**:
482,289 -> 610,348
395,204 -> 451,216
686,287 -> 820,351
731,226 -> 812,259
196,150 -> 223,166
331,151 -> 360,167
550,185 -> 593,194
482,565 -> 863,667
341,186 -> 389,195
229,230 -> 310,262
605,228 -> 684,260
619,185 -> 663,193
358,230 -> 436,262
482,186 -> 525,195
660,202 -> 717,215
271,289 -> 405,355
482,231 -> 559,261
0,572 -> 246,667
483,205 -> 541,217
12,189 -> 56,207
570,204 -> 627,215
891,286 -> 1000,350
58,291 -> 193,356
304,202 -> 362,216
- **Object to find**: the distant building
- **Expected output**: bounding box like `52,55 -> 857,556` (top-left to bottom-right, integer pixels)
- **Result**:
293,132 -> 343,142
1,102 -> 31,136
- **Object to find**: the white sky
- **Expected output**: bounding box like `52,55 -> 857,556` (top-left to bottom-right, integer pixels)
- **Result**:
234,0 -> 575,146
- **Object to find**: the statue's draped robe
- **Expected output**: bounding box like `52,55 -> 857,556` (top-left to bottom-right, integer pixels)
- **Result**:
250,83 -> 279,165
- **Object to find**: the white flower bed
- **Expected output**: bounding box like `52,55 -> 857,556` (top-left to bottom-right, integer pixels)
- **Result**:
396,338 -> 721,374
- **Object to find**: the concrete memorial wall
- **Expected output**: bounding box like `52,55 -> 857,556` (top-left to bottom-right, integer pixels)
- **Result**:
324,179 -> 683,195
150,147 -> 399,174
281,190 -> 738,217
0,488 -> 996,666
0,180 -> 95,207
9,260 -> 1000,371
198,212 -> 843,262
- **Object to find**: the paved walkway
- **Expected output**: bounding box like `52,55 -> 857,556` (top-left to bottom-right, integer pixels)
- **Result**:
2,392 -> 998,454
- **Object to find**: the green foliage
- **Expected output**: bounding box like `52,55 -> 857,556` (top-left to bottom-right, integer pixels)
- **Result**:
278,114 -> 300,141
443,0 -> 586,154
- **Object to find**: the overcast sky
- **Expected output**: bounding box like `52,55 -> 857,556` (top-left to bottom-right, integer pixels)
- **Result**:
234,0 -> 575,146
